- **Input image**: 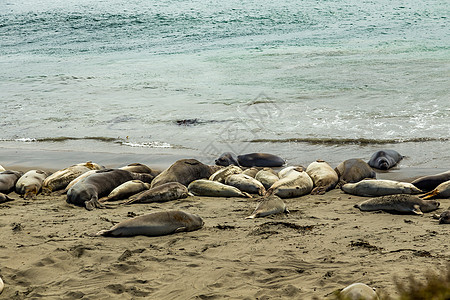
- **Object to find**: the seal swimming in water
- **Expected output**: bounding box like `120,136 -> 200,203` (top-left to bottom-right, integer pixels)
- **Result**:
245,195 -> 288,219
96,210 -> 204,237
42,161 -> 103,193
306,160 -> 339,194
188,179 -> 252,198
420,180 -> 450,199
339,283 -> 379,300
0,192 -> 14,204
0,170 -> 23,194
354,194 -> 440,215
67,169 -> 153,210
151,159 -> 215,188
342,179 -> 423,197
125,182 -> 190,204
335,158 -> 376,187
411,170 -> 450,192
225,173 -> 266,195
265,167 -> 313,198
15,169 -> 48,199
368,149 -> 403,170
99,180 -> 151,202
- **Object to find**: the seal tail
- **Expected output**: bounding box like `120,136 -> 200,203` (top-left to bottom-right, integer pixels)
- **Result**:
245,214 -> 256,219
420,190 -> 439,200
96,229 -> 112,236
242,192 -> 252,198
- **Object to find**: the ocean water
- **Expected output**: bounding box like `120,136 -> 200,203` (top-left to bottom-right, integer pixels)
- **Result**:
0,0 -> 449,170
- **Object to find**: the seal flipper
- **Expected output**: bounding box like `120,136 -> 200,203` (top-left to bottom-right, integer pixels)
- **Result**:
412,205 -> 423,215
174,227 -> 188,233
420,189 -> 439,200
85,196 -> 105,211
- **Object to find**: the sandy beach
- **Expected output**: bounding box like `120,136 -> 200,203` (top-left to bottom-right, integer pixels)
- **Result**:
0,157 -> 449,300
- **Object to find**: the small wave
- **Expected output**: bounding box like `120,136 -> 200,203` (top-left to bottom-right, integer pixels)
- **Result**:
121,141 -> 172,148
0,136 -> 119,143
249,137 -> 450,145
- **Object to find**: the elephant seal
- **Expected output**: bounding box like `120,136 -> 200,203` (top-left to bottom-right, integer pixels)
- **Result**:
342,179 -> 423,197
99,180 -> 151,202
0,170 -> 23,194
215,152 -> 239,166
411,170 -> 450,192
277,166 -> 302,178
67,169 -> 153,210
237,153 -> 285,168
15,170 -> 48,199
354,194 -> 440,215
340,283 -> 379,300
242,167 -> 261,178
0,192 -> 14,204
42,161 -> 103,193
335,158 -> 376,186
209,165 -> 242,183
266,167 -> 313,198
368,149 -> 403,170
188,179 -> 252,198
245,195 -> 288,219
420,180 -> 450,199
151,159 -> 214,188
125,182 -> 190,204
255,168 -> 279,190
306,160 -> 339,194
225,173 -> 266,195
436,210 -> 450,224
62,170 -> 98,194
96,210 -> 204,237
119,163 -> 161,177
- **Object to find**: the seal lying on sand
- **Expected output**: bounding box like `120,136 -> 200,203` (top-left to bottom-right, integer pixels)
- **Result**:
0,170 -> 23,194
255,168 -> 279,190
245,195 -> 288,219
436,210 -> 450,224
0,192 -> 14,204
339,283 -> 379,300
225,173 -> 266,195
67,169 -> 153,210
99,180 -> 151,202
215,152 -> 285,167
242,167 -> 260,178
335,158 -> 376,186
188,179 -> 252,198
15,170 -> 48,199
42,161 -> 103,193
265,167 -> 313,198
368,149 -> 403,170
125,182 -> 190,204
412,170 -> 450,192
96,210 -> 204,237
306,160 -> 338,194
342,179 -> 422,197
151,159 -> 214,188
209,165 -> 242,183
420,180 -> 450,199
354,194 -> 440,215
119,163 -> 159,176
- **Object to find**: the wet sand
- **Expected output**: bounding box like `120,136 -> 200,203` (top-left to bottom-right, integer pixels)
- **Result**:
0,156 -> 449,299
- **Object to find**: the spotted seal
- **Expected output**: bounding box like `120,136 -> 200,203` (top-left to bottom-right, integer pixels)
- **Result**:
125,182 -> 190,204
335,158 -> 376,186
245,195 -> 288,219
151,159 -> 215,188
0,170 -> 23,194
188,179 -> 252,198
15,170 -> 48,199
340,283 -> 379,300
368,149 -> 403,170
342,179 -> 423,197
306,160 -> 339,194
354,194 -> 440,215
411,170 -> 450,192
96,210 -> 204,237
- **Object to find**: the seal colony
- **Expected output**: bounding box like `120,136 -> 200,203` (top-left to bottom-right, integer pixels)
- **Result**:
0,150 -> 449,298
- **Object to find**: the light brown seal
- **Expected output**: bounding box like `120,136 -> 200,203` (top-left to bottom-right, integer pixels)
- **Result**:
255,168 -> 279,190
306,160 -> 339,194
339,283 -> 379,300
125,182 -> 190,204
354,194 -> 440,215
151,159 -> 215,188
0,170 -> 23,194
15,169 -> 48,199
342,179 -> 422,197
96,210 -> 204,237
242,167 -> 261,178
119,163 -> 161,178
420,180 -> 450,199
188,179 -> 252,198
209,165 -> 242,183
266,167 -> 313,198
245,195 -> 288,219
335,158 -> 376,186
225,173 -> 266,195
99,180 -> 151,202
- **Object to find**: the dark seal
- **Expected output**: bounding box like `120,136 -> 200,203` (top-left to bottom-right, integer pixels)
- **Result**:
411,170 -> 450,192
0,170 -> 24,194
215,152 -> 285,168
66,169 -> 153,210
368,149 -> 403,170
335,158 -> 376,186
215,152 -> 240,167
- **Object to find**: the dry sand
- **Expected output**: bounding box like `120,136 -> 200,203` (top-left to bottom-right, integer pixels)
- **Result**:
0,169 -> 449,299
